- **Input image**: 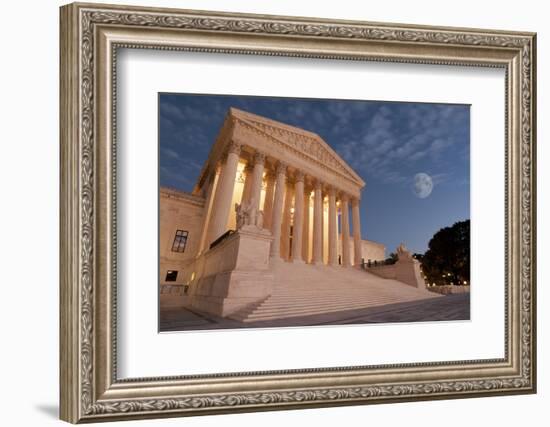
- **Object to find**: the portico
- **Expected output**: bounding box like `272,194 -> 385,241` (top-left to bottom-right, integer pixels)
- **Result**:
196,107 -> 366,267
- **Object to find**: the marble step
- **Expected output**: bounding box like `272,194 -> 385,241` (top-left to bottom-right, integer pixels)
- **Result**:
256,294 -> 424,309
234,297 -> 435,322
257,295 -> 416,307
238,300 -> 420,322
268,291 -> 436,300
230,261 -> 439,322
248,301 -> 403,316
237,296 -> 432,320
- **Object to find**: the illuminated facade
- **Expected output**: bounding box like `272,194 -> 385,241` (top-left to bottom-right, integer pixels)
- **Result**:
159,108 -> 389,317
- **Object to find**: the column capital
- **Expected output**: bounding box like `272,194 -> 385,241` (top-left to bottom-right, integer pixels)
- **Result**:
243,162 -> 254,173
253,151 -> 266,165
328,186 -> 337,197
340,193 -> 350,202
275,161 -> 287,175
226,140 -> 242,156
294,170 -> 305,183
314,179 -> 323,191
351,197 -> 361,207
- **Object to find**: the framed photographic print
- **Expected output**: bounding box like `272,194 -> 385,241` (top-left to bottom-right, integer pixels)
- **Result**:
59,2 -> 537,423
157,94 -> 471,332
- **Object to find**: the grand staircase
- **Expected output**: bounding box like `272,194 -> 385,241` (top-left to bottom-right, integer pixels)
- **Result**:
229,261 -> 441,322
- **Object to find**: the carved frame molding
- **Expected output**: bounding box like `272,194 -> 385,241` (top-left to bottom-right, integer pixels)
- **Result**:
60,2 -> 536,423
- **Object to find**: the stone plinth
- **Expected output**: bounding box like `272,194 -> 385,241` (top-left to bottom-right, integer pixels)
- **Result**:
188,226 -> 274,317
367,258 -> 427,289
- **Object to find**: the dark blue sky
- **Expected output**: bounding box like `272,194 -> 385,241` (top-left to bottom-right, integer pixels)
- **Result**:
159,93 -> 470,255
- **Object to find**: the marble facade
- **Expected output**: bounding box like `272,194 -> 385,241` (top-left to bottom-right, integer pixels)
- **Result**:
159,108 -> 387,316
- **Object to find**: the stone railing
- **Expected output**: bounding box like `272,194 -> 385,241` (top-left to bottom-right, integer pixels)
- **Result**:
187,226 -> 274,317
364,256 -> 426,289
427,285 -> 470,295
160,284 -> 188,308
160,284 -> 188,295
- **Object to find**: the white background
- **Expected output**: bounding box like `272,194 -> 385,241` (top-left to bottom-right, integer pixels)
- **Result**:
0,0 -> 546,426
118,50 -> 504,377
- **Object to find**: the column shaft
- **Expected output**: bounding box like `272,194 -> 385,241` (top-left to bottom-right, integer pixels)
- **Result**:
291,172 -> 305,262
249,152 -> 265,212
206,143 -> 241,246
240,163 -> 253,204
281,183 -> 294,260
328,188 -> 337,265
341,196 -> 351,267
312,181 -> 323,264
263,172 -> 275,230
302,190 -> 310,262
270,162 -> 287,258
352,198 -> 363,266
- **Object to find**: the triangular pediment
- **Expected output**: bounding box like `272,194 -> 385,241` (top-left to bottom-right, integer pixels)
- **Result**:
229,108 -> 364,186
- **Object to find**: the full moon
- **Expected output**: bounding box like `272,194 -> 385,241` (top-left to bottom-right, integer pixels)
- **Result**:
413,173 -> 433,198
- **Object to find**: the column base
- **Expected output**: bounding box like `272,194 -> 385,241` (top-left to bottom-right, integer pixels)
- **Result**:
269,255 -> 286,264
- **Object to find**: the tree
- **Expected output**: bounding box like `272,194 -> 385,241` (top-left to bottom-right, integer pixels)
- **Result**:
421,220 -> 470,286
384,252 -> 398,265
412,253 -> 424,261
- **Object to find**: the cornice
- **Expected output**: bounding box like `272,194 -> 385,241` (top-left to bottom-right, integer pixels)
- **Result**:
160,187 -> 206,207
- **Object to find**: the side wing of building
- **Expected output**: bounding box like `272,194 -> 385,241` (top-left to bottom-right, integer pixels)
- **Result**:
159,188 -> 205,285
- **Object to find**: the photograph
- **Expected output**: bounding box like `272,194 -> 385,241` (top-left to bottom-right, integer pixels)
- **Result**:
158,94 -> 471,331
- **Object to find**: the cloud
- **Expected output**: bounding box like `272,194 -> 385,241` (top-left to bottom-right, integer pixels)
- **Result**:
431,173 -> 449,185
160,102 -> 187,121
160,147 -> 180,160
332,103 -> 468,186
160,158 -> 202,189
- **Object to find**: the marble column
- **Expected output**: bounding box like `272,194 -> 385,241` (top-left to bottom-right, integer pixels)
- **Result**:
312,180 -> 323,264
328,187 -> 337,266
249,151 -> 265,212
341,195 -> 351,267
206,142 -> 241,246
352,197 -> 363,266
281,182 -> 294,260
270,162 -> 287,258
291,171 -> 305,263
240,163 -> 253,204
302,189 -> 310,262
263,171 -> 275,230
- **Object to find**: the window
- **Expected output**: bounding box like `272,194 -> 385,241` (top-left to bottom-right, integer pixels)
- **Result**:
171,230 -> 188,253
165,270 -> 178,282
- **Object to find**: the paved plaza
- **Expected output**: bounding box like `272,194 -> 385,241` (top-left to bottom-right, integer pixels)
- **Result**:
160,293 -> 470,332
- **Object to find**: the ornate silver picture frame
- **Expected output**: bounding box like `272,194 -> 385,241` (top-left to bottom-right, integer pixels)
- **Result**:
60,2 -> 536,423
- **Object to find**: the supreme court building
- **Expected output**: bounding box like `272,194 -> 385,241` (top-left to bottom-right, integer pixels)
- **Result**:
160,107 -> 395,319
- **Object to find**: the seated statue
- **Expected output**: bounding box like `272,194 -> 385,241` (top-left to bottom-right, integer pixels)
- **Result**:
397,242 -> 407,255
396,242 -> 413,261
256,209 -> 264,229
235,198 -> 264,230
235,201 -> 247,230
